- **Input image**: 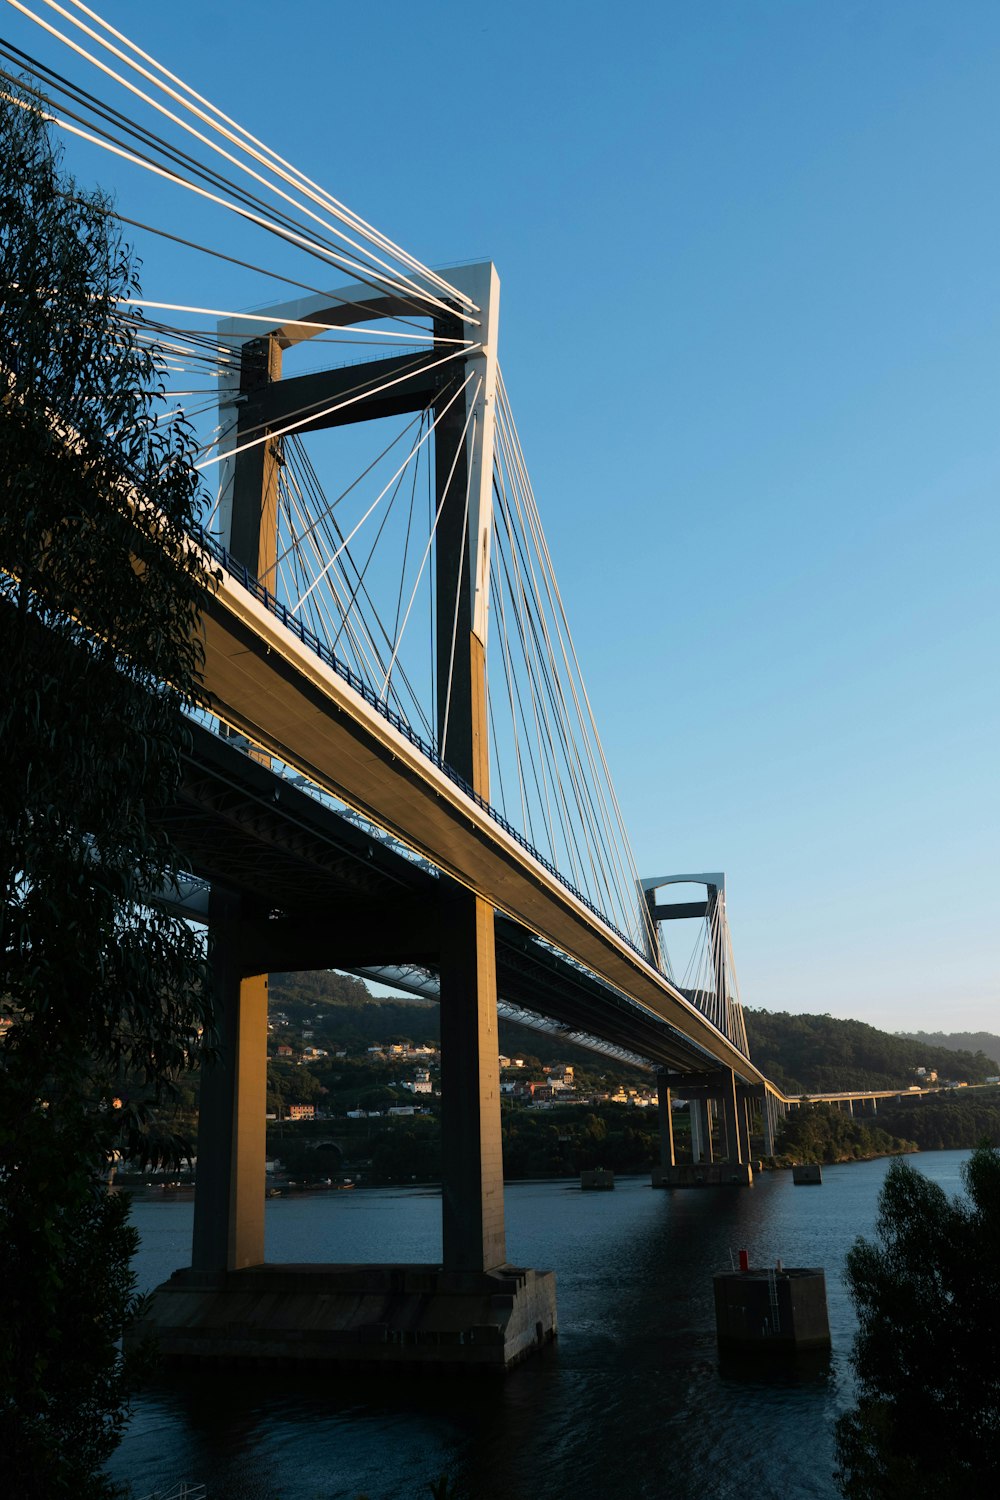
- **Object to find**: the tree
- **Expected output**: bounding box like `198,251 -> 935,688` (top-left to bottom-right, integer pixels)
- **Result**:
267,1057 -> 324,1117
1,85 -> 217,1496
835,1146 -> 1000,1498
775,1101 -> 914,1165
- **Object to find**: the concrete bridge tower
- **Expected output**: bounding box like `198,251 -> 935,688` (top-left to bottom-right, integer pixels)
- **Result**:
144,265 -> 557,1371
641,873 -> 754,1184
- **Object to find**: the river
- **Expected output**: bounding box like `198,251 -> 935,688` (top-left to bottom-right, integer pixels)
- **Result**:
109,1150 -> 972,1500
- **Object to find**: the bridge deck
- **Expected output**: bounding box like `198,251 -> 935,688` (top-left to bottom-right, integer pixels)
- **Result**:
195,553 -> 763,1084
166,725 -> 733,1073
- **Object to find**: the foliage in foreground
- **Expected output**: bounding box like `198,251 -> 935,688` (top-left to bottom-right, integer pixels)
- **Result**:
1,85 -> 215,1495
835,1145 -> 1000,1498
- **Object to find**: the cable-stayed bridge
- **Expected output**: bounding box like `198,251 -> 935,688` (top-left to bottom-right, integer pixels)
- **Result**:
3,2 -> 786,1370
192,265 -> 760,1076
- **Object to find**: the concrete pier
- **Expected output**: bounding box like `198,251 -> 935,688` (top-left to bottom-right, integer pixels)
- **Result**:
792,1163 -> 823,1184
581,1168 -> 615,1190
653,1162 -> 753,1187
690,1097 -> 713,1163
132,1263 -> 557,1373
191,891 -> 267,1274
653,1069 -> 755,1186
714,1267 -> 831,1352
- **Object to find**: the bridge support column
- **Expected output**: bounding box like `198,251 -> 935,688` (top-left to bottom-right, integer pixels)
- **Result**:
192,890 -> 267,1272
432,266 -> 510,1276
737,1096 -> 752,1165
718,1068 -> 742,1165
762,1092 -> 777,1157
657,1080 -> 753,1186
439,884 -> 506,1273
656,1070 -> 676,1169
690,1099 -> 712,1164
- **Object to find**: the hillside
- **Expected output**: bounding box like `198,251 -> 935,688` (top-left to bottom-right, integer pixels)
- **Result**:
267,972 -> 651,1088
896,1030 -> 1000,1072
268,975 -> 994,1098
774,1102 -> 917,1165
744,1007 -> 996,1093
876,1086 -> 1000,1151
247,974 -> 1000,1169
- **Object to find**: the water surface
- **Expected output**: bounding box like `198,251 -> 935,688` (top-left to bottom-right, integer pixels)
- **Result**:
111,1151 -> 972,1500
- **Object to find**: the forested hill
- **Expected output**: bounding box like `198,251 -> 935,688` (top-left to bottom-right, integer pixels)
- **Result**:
268,975 -> 996,1095
896,1030 -> 1000,1070
744,1008 -> 998,1094
267,972 -> 650,1079
269,971 -> 440,1050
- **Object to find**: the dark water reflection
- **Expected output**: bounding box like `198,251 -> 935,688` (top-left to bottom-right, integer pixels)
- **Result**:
111,1152 -> 971,1500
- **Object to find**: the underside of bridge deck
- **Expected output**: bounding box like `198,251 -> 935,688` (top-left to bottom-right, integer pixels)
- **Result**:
158,721 -> 719,1075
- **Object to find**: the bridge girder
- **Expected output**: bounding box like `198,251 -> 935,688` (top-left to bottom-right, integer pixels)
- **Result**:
159,722 -> 739,1077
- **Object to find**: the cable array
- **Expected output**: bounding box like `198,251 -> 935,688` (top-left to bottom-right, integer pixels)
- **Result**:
487,373 -> 657,953
0,0 -> 481,494
2,1 -> 678,987
669,893 -> 749,1052
2,0 -> 477,320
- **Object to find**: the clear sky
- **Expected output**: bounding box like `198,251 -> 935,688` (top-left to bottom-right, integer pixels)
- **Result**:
6,1 -> 997,1034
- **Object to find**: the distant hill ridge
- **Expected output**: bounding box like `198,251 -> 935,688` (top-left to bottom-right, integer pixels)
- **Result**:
744,1008 -> 998,1094
896,1030 -> 1000,1071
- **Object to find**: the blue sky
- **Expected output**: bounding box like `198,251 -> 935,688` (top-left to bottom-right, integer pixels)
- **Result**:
6,0 -> 997,1034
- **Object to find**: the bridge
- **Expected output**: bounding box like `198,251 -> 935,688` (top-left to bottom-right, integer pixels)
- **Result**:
138,261 -> 790,1367
4,7 -> 795,1370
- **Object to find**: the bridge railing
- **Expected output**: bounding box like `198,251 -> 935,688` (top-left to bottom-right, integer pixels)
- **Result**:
191,524 -> 646,964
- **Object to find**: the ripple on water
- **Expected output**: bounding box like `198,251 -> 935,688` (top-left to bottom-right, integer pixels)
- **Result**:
109,1152 -> 972,1500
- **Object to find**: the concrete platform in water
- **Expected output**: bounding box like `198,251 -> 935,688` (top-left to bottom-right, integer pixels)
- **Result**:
713,1266 -> 831,1352
652,1163 -> 753,1187
792,1162 -> 823,1184
580,1167 -> 615,1190
130,1263 -> 557,1374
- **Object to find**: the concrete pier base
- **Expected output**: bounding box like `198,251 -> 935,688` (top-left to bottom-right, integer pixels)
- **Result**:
714,1267 -> 831,1352
580,1168 -> 615,1190
792,1163 -> 823,1185
652,1162 -> 753,1188
130,1263 -> 557,1374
